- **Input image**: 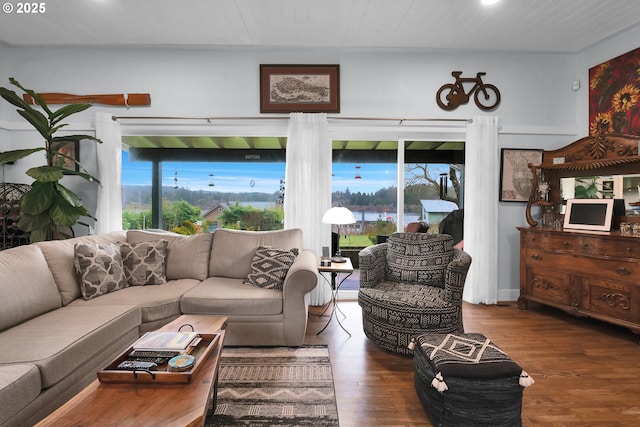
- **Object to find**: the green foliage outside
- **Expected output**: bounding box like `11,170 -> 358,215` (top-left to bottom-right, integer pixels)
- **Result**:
219,202 -> 283,231
340,234 -> 376,248
122,208 -> 151,230
163,200 -> 204,232
122,200 -> 208,235
363,218 -> 397,245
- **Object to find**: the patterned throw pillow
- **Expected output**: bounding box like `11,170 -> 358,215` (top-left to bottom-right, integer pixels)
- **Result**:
120,240 -> 168,286
243,246 -> 299,290
386,233 -> 453,288
74,243 -> 128,300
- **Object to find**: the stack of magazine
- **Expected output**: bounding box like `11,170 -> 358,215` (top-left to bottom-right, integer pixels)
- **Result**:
131,331 -> 201,356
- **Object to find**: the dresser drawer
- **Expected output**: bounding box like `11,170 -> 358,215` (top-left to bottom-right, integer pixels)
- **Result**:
525,249 -> 640,283
526,267 -> 569,305
525,232 -> 574,253
580,278 -> 637,322
590,257 -> 640,283
575,235 -> 640,260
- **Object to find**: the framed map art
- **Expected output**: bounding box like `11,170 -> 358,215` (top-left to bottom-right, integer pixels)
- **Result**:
499,148 -> 543,202
260,64 -> 340,113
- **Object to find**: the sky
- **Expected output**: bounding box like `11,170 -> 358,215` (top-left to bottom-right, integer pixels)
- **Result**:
122,151 -> 415,194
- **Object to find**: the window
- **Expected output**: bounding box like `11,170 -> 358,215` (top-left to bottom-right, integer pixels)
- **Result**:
403,140 -> 464,244
121,135 -> 287,233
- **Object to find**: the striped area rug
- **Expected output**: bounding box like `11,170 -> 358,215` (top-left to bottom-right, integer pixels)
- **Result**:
206,345 -> 339,427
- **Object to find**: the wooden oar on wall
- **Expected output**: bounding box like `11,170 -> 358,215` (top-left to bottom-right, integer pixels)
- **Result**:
22,92 -> 151,107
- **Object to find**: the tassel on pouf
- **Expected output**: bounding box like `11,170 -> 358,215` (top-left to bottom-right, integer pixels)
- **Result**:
519,370 -> 535,387
431,372 -> 448,393
408,338 -> 416,351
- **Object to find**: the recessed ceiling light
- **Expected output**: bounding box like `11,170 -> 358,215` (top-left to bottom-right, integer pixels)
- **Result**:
481,0 -> 501,5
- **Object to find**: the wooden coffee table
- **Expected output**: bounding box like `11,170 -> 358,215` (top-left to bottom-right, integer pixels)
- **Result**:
35,315 -> 227,427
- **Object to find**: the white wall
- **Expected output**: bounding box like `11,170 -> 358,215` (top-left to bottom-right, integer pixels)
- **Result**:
1,29 -> 637,299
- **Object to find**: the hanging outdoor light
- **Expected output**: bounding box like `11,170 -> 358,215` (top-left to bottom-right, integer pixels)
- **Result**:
354,165 -> 362,179
208,172 -> 215,187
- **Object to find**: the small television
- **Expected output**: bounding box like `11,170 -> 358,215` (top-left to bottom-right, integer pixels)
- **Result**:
563,199 -> 615,231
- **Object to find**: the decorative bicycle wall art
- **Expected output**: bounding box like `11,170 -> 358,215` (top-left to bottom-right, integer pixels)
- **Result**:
436,71 -> 501,111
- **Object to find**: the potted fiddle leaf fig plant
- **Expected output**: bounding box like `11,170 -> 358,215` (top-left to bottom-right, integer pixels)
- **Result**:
0,78 -> 102,242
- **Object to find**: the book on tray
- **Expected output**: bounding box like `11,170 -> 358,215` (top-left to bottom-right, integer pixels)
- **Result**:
132,331 -> 199,353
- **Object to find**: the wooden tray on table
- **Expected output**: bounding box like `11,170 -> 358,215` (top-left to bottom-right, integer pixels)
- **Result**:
97,332 -> 221,384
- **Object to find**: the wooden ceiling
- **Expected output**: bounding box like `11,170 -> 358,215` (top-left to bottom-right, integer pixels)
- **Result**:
124,137 -> 465,164
123,136 -> 462,152
1,1 -> 639,53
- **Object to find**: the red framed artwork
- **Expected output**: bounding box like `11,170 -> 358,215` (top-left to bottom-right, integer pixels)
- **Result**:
260,64 -> 340,113
589,46 -> 640,136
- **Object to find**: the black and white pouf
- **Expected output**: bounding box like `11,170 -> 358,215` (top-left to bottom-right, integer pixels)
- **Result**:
411,333 -> 534,427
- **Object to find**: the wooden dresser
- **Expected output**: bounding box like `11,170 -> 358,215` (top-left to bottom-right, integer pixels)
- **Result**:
518,226 -> 640,335
518,133 -> 640,337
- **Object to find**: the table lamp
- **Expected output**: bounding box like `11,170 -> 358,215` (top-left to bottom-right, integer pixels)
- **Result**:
322,206 -> 356,263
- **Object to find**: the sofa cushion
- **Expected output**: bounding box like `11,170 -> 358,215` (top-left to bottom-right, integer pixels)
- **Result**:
0,245 -> 61,332
127,230 -> 212,280
0,305 -> 141,388
181,277 -> 283,316
209,228 -> 303,279
244,246 -> 299,290
0,364 -> 41,426
36,231 -> 127,305
74,242 -> 128,300
69,278 -> 201,324
120,239 -> 168,286
386,233 -> 453,288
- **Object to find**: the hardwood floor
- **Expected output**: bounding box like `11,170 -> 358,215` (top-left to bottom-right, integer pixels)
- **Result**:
305,300 -> 640,426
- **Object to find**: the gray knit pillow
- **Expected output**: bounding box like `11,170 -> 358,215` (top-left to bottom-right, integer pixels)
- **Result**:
74,243 -> 128,300
244,246 -> 299,290
386,233 -> 453,288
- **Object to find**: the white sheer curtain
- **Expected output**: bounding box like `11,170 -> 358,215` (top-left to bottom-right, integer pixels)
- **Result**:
94,112 -> 123,234
284,113 -> 332,306
462,116 -> 499,304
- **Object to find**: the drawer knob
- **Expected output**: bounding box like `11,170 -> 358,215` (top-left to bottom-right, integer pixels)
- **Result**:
532,254 -> 542,260
616,267 -> 631,276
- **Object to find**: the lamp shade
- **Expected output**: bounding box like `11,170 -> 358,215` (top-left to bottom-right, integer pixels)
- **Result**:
322,207 -> 356,225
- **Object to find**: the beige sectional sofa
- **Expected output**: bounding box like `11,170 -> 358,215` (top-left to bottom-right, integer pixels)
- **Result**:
0,228 -> 317,427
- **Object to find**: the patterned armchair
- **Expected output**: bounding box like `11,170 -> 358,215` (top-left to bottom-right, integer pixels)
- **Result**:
358,232 -> 472,355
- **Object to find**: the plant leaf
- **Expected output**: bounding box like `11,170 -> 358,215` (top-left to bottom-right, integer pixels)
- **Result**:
17,109 -> 51,140
28,228 -> 48,243
52,134 -> 103,144
61,168 -> 101,184
26,166 -> 65,182
0,87 -> 33,111
50,103 -> 91,125
10,77 -> 52,116
18,212 -> 52,232
49,197 -> 80,226
55,182 -> 83,207
0,148 -> 45,164
20,182 -> 54,215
